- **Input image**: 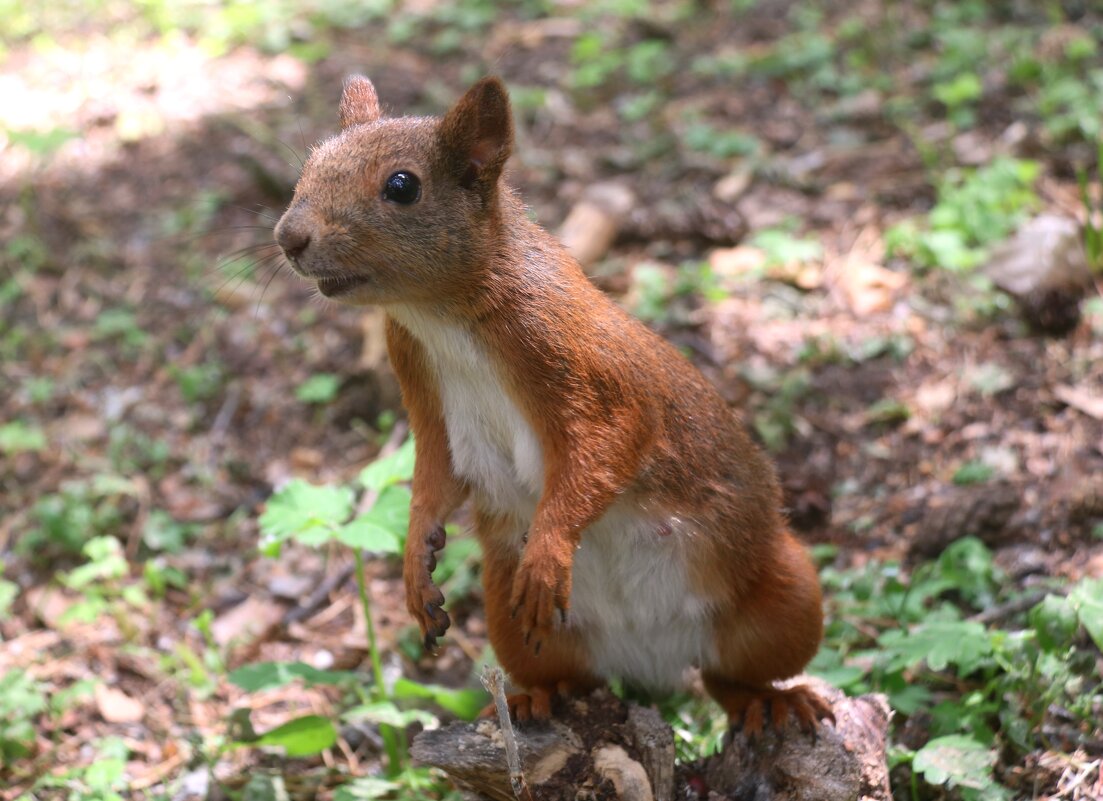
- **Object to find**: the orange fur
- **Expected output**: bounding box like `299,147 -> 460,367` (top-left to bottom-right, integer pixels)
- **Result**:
274,76 -> 829,732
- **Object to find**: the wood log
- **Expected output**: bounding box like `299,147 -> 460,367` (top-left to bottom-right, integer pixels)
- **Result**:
411,679 -> 891,800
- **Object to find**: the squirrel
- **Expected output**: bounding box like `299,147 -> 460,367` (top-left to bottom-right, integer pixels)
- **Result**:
274,76 -> 831,734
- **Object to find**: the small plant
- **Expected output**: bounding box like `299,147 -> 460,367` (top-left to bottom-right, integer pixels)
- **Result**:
1078,140 -> 1103,276
815,539 -> 1103,799
886,158 -> 1040,272
296,372 -> 342,405
0,669 -> 48,763
250,437 -> 483,795
59,536 -> 148,630
23,476 -> 138,559
629,261 -> 727,325
0,420 -> 46,455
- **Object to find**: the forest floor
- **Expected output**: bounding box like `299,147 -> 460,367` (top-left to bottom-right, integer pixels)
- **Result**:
1,1 -> 1102,799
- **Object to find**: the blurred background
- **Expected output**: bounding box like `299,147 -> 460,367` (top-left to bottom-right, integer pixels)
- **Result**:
1,1 -> 1102,799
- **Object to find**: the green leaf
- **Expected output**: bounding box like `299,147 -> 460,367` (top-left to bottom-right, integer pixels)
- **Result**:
1069,577 -> 1103,651
338,484 -> 411,552
392,678 -> 487,719
0,579 -> 17,618
878,620 -> 993,673
0,421 -> 47,455
242,774 -> 290,801
359,438 -> 416,491
953,461 -> 994,485
296,373 -> 341,404
345,700 -> 436,729
337,517 -> 401,553
333,777 -> 399,801
913,735 -> 996,792
228,662 -> 360,692
6,126 -> 78,156
1029,593 -> 1079,651
250,715 -> 337,756
259,480 -> 354,546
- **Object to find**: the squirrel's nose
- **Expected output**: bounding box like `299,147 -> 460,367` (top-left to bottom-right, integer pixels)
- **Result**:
275,224 -> 311,260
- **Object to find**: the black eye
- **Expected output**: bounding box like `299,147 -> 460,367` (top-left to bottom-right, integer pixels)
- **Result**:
382,171 -> 421,204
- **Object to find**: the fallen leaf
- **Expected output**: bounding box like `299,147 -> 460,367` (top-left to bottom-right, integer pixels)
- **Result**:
95,683 -> 146,723
1054,385 -> 1103,420
837,261 -> 908,315
210,595 -> 285,647
709,245 -> 767,278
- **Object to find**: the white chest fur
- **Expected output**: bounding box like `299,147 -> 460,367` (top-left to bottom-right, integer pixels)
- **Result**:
388,306 -> 544,517
388,306 -> 713,689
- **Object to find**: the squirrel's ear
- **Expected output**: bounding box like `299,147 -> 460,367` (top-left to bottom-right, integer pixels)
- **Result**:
438,77 -> 513,192
340,75 -> 381,128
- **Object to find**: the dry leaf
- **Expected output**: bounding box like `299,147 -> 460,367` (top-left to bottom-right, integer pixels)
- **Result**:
837,261 -> 907,315
1054,385 -> 1103,420
210,595 -> 285,647
95,683 -> 146,723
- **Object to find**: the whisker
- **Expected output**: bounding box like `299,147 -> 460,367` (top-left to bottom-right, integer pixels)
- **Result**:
203,242 -> 282,282
296,116 -> 309,163
274,135 -> 305,171
254,261 -> 285,318
227,204 -> 282,223
211,252 -> 282,300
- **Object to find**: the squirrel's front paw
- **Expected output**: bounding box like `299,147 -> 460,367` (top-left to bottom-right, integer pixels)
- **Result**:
403,525 -> 450,652
509,545 -> 571,654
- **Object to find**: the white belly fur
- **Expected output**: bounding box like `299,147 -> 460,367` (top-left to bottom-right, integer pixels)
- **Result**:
388,306 -> 714,689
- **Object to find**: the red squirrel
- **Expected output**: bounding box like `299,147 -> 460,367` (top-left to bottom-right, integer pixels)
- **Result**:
274,76 -> 830,733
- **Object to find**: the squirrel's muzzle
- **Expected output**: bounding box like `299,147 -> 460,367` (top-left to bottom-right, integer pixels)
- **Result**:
274,216 -> 311,264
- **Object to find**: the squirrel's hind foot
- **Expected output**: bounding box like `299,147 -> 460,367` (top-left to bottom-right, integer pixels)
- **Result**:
479,686 -> 554,722
706,678 -> 835,738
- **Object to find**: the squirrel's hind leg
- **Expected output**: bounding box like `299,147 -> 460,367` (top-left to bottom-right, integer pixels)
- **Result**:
477,512 -> 601,721
702,530 -> 830,736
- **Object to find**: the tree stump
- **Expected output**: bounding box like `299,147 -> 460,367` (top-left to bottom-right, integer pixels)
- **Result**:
411,679 -> 891,801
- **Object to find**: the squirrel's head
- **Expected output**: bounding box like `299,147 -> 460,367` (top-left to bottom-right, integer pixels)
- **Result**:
273,75 -> 514,306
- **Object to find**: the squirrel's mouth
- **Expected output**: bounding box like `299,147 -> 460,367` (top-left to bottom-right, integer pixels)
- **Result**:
316,274 -> 369,297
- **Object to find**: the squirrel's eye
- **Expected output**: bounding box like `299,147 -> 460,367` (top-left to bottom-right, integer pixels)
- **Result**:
382,171 -> 421,204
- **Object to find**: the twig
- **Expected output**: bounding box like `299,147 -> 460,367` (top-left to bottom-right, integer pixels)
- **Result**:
481,667 -> 535,801
970,589 -> 1054,626
283,562 -> 355,625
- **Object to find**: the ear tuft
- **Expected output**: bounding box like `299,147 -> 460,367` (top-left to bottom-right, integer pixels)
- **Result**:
340,75 -> 381,128
438,77 -> 513,192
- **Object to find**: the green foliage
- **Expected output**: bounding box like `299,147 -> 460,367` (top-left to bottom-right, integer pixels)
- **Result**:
259,479 -> 355,549
229,661 -> 361,692
241,714 -> 339,757
142,509 -> 197,553
886,158 -> 1040,272
629,261 -> 726,325
0,420 -> 46,455
23,476 -> 138,558
932,72 -> 982,128
681,121 -> 760,160
359,437 -> 416,491
952,460 -> 995,485
912,735 -> 1004,800
817,539 -> 1103,797
60,535 -> 148,626
170,361 -> 225,404
0,669 -> 48,762
31,736 -> 131,801
295,372 -> 342,404
4,126 -> 78,157
245,437 -> 480,796
1079,140 -> 1103,276
750,228 -> 823,266
743,365 -> 812,452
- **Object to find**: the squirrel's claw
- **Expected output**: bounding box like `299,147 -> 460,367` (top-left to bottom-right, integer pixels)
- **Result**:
404,525 -> 451,654
509,546 -> 572,654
